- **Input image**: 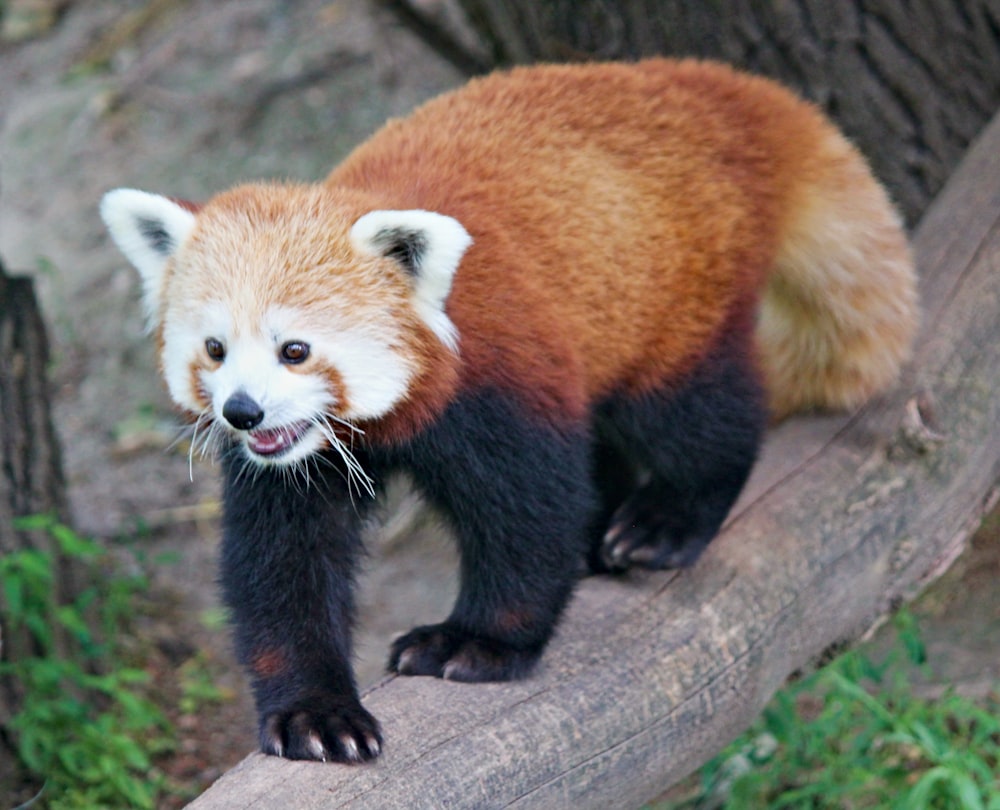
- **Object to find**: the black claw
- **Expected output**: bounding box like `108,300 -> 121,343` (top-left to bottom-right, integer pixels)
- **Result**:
600,488 -> 712,571
389,622 -> 541,682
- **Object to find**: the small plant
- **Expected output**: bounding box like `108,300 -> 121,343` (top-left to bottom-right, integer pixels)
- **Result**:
178,652 -> 227,716
658,612 -> 1000,810
0,515 -> 177,809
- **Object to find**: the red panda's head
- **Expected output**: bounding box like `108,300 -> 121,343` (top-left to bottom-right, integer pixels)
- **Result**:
100,183 -> 471,479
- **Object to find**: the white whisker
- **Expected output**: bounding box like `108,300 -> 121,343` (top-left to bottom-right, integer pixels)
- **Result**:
164,408 -> 221,482
313,414 -> 376,501
178,404 -> 377,503
188,409 -> 215,481
325,413 -> 367,436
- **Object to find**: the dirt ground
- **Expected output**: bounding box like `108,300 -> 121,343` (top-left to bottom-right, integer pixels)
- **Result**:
1,1 -> 997,805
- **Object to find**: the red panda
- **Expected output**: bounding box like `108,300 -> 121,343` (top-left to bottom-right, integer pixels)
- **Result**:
99,59 -> 918,764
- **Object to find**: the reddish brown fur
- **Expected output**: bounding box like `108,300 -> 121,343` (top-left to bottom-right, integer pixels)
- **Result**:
249,646 -> 290,679
116,63 -> 916,757
169,60 -> 914,445
328,60 -> 881,437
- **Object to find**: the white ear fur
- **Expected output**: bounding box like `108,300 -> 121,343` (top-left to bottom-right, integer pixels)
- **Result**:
350,209 -> 472,352
99,188 -> 197,326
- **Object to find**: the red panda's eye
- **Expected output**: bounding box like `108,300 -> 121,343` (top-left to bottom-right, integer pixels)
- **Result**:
205,338 -> 226,362
280,341 -> 310,364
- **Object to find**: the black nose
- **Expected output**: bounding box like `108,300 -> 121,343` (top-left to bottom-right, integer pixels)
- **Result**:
222,391 -> 264,430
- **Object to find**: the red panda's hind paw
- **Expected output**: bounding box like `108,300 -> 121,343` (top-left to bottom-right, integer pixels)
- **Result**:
601,491 -> 716,572
259,695 -> 382,763
389,622 -> 542,682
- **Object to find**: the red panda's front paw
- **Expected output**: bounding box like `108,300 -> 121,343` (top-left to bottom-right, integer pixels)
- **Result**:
389,622 -> 541,682
259,695 -> 382,763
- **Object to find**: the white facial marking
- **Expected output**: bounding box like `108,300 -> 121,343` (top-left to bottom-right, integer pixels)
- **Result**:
266,305 -> 413,421
102,186 -> 438,481
162,299 -> 411,479
312,328 -> 412,420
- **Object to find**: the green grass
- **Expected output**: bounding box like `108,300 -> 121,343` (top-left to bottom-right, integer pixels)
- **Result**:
655,613 -> 1000,809
1,516 -> 178,809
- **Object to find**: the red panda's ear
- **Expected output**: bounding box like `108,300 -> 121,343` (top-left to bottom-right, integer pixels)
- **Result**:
99,189 -> 197,329
350,210 -> 472,351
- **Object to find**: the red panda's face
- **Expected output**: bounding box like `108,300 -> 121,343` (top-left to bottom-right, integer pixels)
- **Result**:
159,290 -> 415,473
100,184 -> 471,476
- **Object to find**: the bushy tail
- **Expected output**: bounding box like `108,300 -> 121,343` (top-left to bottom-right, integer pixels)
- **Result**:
757,132 -> 919,420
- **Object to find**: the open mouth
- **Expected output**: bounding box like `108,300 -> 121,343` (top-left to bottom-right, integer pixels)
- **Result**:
245,421 -> 313,457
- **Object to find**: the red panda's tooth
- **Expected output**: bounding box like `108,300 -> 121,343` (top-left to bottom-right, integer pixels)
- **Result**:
246,422 -> 311,456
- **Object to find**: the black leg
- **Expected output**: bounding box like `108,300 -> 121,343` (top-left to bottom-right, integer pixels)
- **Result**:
593,335 -> 767,571
586,439 -> 640,572
219,449 -> 382,762
388,389 -> 596,682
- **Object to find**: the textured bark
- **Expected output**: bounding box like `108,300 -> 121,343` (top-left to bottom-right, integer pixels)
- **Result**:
185,108 -> 1000,810
404,0 -> 1000,227
0,266 -> 67,525
0,262 -> 69,728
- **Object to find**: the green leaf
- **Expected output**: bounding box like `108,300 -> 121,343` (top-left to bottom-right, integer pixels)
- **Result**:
55,604 -> 92,643
909,720 -> 947,761
953,771 -> 987,810
826,671 -> 895,727
893,609 -> 927,667
3,574 -> 25,617
11,549 -> 54,585
113,771 -> 155,810
11,513 -> 56,532
51,522 -> 99,558
119,739 -> 151,771
903,765 -> 956,809
115,667 -> 151,685
56,745 -> 88,779
24,612 -> 53,649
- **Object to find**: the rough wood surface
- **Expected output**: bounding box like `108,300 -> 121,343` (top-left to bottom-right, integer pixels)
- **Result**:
0,265 -> 67,527
187,110 -> 1000,808
0,262 -> 69,755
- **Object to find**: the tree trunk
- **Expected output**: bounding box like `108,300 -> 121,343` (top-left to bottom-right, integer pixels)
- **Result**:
185,106 -> 1000,809
396,0 -> 1000,227
0,264 -> 67,525
0,260 -> 70,757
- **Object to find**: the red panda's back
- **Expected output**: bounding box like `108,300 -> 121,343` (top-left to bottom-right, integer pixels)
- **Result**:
328,60 -> 842,415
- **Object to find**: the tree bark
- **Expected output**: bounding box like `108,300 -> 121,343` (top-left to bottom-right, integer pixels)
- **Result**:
396,0 -> 1000,228
185,106 -> 1000,809
0,264 -> 67,525
0,261 -> 69,737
